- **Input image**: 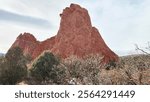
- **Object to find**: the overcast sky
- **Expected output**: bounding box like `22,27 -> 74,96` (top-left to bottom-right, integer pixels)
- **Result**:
0,0 -> 150,56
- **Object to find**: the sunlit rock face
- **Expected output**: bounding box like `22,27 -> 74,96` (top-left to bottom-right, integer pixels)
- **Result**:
11,4 -> 118,63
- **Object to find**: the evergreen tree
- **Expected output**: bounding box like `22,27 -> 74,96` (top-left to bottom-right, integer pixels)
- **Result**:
0,47 -> 27,85
30,52 -> 61,84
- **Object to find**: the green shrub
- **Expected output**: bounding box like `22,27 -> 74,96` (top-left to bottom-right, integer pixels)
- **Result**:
29,52 -> 66,84
0,47 -> 27,85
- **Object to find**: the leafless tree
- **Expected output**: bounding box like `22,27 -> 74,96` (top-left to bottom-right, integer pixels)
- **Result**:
135,42 -> 150,54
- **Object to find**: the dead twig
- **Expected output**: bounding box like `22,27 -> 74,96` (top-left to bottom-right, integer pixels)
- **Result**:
135,44 -> 149,54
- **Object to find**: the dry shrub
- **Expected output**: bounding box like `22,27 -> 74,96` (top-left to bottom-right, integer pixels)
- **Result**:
98,69 -> 129,85
26,53 -> 150,85
115,54 -> 150,85
62,54 -> 103,85
140,69 -> 150,84
61,54 -> 150,85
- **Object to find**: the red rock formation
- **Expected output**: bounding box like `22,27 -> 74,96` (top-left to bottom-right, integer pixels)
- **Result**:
32,36 -> 55,58
11,33 -> 39,57
11,3 -> 118,63
11,33 -> 55,59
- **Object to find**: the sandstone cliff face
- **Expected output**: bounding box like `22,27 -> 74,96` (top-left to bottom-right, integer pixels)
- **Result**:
11,4 -> 118,63
11,33 -> 55,59
11,33 -> 39,57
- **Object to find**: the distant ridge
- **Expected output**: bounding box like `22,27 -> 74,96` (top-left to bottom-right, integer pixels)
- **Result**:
0,53 -> 4,57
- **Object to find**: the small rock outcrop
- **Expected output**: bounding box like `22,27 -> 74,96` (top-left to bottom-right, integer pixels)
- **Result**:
11,33 -> 39,57
11,4 -> 118,63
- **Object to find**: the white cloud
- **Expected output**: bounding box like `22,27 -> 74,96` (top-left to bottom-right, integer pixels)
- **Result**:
78,0 -> 150,55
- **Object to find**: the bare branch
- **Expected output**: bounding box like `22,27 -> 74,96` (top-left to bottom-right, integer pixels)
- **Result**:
146,42 -> 150,51
135,44 -> 149,54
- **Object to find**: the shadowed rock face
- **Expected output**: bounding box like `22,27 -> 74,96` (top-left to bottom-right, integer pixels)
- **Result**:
11,3 -> 118,63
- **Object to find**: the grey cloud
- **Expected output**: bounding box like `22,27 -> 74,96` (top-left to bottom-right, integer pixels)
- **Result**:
0,9 -> 52,29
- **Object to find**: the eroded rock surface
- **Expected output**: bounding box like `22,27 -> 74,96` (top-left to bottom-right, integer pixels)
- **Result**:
11,4 -> 118,63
